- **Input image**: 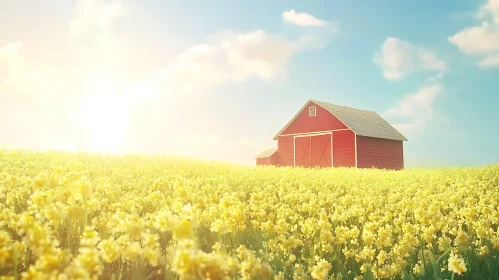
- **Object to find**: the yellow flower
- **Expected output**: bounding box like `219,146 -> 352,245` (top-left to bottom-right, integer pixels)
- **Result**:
454,229 -> 469,247
0,230 -> 10,248
122,241 -> 142,261
412,262 -> 425,277
448,252 -> 467,275
210,219 -> 230,235
21,265 -> 45,280
310,258 -> 331,280
478,245 -> 489,257
0,247 -> 11,265
97,238 -> 119,263
3,148 -> 499,279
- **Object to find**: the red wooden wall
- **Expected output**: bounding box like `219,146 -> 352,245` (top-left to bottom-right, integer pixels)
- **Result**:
277,136 -> 294,166
356,135 -> 404,170
256,158 -> 270,165
332,130 -> 356,167
280,101 -> 347,136
256,152 -> 279,166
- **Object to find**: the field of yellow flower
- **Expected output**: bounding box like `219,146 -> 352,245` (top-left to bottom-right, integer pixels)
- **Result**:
1,149 -> 499,279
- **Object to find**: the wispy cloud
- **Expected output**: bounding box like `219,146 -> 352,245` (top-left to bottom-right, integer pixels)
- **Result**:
153,29 -> 333,96
150,11 -> 338,97
383,84 -> 443,134
426,72 -> 445,83
375,37 -> 448,134
282,9 -> 328,27
449,0 -> 499,67
477,0 -> 499,24
374,37 -> 446,81
0,41 -> 24,85
69,0 -> 124,35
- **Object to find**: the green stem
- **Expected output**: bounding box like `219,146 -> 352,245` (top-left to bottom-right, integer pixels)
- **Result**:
25,248 -> 30,269
164,240 -> 169,280
451,272 -> 455,280
68,215 -> 72,253
83,195 -> 88,229
13,244 -> 19,280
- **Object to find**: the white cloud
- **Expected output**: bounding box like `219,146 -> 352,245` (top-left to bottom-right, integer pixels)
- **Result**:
68,0 -> 129,77
154,27 -> 335,96
69,0 -> 124,35
1,41 -> 82,99
478,54 -> 499,66
383,84 -> 443,134
384,84 -> 441,118
0,41 -> 23,66
374,38 -> 447,134
426,72 -> 444,83
391,119 -> 426,134
449,23 -> 499,55
374,37 -> 446,81
0,41 -> 24,84
449,0 -> 499,67
478,0 -> 499,24
282,9 -> 327,27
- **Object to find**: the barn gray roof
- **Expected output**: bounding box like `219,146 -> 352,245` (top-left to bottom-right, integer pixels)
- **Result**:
254,148 -> 278,159
274,99 -> 408,141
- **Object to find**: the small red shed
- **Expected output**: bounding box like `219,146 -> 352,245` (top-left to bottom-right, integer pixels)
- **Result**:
255,99 -> 408,170
254,148 -> 278,166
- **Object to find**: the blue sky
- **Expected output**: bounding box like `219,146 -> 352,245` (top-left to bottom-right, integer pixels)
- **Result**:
1,0 -> 499,167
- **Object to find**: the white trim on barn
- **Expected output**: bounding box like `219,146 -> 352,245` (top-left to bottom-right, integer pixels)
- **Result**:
279,128 -> 350,137
293,132 -> 333,168
354,133 -> 358,168
293,131 -> 332,138
293,135 -> 296,167
331,132 -> 334,167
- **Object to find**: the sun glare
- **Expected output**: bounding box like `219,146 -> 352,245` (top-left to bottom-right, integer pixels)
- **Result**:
76,76 -> 133,154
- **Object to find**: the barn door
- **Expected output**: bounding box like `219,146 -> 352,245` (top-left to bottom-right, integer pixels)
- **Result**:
311,134 -> 332,168
294,136 -> 311,167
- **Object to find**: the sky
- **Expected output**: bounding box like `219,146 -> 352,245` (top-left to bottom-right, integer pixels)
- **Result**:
1,0 -> 499,168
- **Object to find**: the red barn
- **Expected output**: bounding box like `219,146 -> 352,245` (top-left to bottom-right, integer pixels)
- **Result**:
254,99 -> 408,170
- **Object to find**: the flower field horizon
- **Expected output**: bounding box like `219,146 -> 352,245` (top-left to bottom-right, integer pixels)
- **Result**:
1,149 -> 499,279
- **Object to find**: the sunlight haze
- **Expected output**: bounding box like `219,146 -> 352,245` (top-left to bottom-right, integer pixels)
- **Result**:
1,0 -> 499,167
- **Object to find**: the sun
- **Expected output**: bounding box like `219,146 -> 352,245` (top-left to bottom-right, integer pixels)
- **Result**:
76,76 -> 132,154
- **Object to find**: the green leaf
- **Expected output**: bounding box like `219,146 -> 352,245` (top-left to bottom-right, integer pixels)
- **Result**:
364,267 -> 375,280
403,271 -> 414,280
424,261 -> 434,280
331,258 -> 342,273
437,247 -> 451,265
430,253 -> 445,280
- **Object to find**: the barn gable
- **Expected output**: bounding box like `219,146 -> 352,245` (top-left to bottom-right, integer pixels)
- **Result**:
273,100 -> 348,139
274,99 -> 407,141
